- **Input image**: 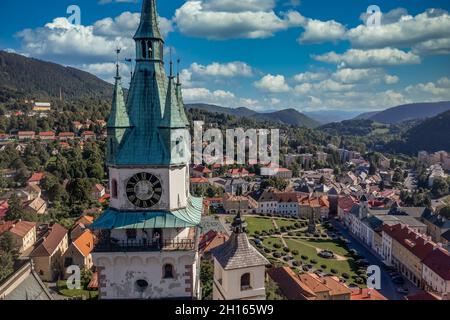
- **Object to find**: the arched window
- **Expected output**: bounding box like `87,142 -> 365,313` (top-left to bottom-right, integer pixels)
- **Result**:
240,273 -> 251,291
141,41 -> 147,59
135,279 -> 148,292
163,264 -> 174,279
111,179 -> 118,199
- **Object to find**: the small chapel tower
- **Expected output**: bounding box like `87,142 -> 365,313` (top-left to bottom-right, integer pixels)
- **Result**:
211,213 -> 269,300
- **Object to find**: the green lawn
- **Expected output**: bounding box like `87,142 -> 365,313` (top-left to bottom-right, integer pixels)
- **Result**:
296,239 -> 351,256
244,217 -> 275,235
57,280 -> 98,300
262,237 -> 284,250
284,239 -> 357,277
274,219 -> 298,229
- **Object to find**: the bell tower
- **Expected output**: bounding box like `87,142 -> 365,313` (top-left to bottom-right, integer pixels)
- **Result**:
211,213 -> 269,300
90,0 -> 202,300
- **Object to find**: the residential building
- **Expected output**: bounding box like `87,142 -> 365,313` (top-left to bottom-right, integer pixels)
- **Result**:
192,165 -> 213,178
212,214 -> 269,300
4,221 -> 37,253
27,172 -> 44,187
30,223 -> 69,282
18,131 -> 35,140
199,230 -> 229,257
23,197 -> 47,215
381,224 -> 435,287
38,131 -> 55,141
350,288 -> 387,300
58,132 -> 75,140
63,230 -> 95,275
267,267 -> 352,300
422,247 -> 450,296
421,210 -> 450,243
81,131 -> 96,141
223,194 -> 258,215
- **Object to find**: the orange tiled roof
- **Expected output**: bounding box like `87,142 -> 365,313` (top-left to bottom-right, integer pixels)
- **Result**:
72,230 -> 95,257
28,172 -> 45,183
351,288 -> 387,300
190,177 -> 209,184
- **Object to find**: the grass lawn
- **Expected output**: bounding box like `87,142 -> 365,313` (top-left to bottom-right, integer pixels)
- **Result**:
244,217 -> 275,235
262,237 -> 284,250
274,219 -> 298,229
57,280 -> 98,300
284,239 -> 359,278
298,239 -> 351,256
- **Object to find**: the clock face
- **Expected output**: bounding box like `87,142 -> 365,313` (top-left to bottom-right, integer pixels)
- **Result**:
126,172 -> 162,208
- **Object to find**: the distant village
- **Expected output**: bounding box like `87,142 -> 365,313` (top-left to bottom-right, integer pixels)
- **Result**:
0,100 -> 449,301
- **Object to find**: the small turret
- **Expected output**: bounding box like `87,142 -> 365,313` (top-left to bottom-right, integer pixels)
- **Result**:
107,48 -> 131,165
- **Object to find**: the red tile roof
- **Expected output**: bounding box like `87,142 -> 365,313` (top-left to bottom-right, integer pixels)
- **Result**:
350,288 -> 387,300
199,230 -> 229,254
382,224 -> 435,260
59,132 -> 75,137
39,131 -> 55,137
72,230 -> 95,257
30,223 -> 67,257
406,291 -> 440,300
0,221 -> 15,235
267,267 -> 314,300
422,248 -> 450,280
190,177 -> 209,184
194,165 -> 212,174
18,131 -> 35,136
9,221 -> 36,237
0,200 -> 9,219
28,172 -> 45,183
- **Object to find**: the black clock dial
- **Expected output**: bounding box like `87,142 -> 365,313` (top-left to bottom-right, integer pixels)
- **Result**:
126,173 -> 162,208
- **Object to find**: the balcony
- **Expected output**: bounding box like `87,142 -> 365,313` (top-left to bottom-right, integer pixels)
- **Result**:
94,238 -> 196,253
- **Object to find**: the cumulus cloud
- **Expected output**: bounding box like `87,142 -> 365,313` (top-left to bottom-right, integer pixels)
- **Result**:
405,77 -> 450,97
298,19 -> 346,44
293,71 -> 328,82
254,74 -> 291,93
16,11 -> 173,65
331,68 -> 399,85
173,0 -> 305,40
348,9 -> 450,53
190,61 -> 253,78
182,87 -> 235,103
312,48 -> 421,68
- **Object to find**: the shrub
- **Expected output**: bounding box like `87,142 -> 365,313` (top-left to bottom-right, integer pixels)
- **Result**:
283,256 -> 290,261
330,268 -> 338,274
273,243 -> 282,249
273,252 -> 282,258
254,230 -> 260,235
342,273 -> 350,279
310,259 -> 318,264
264,248 -> 271,253
283,247 -> 290,253
288,232 -> 294,236
294,223 -> 301,228
292,261 -> 299,267
301,255 -> 308,260
302,265 -> 310,271
291,250 -> 299,256
321,264 -> 327,269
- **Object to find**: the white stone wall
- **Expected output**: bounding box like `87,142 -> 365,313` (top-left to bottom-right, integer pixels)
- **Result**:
213,259 -> 266,300
93,251 -> 198,300
422,264 -> 450,295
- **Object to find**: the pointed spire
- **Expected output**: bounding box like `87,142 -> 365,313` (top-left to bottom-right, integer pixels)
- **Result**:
175,58 -> 190,125
108,49 -> 130,130
134,0 -> 163,40
115,47 -> 121,79
169,47 -> 174,78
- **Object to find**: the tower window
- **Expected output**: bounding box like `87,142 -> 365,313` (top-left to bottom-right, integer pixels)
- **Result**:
112,179 -> 118,199
240,273 -> 251,291
163,264 -> 174,279
141,41 -> 147,59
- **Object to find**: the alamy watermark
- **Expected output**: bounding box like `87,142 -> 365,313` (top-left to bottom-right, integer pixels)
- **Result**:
67,5 -> 81,25
367,265 -> 381,289
366,5 -> 382,27
170,122 -> 280,170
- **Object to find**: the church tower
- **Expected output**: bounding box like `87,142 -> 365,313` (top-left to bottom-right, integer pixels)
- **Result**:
211,213 -> 269,300
90,0 -> 202,300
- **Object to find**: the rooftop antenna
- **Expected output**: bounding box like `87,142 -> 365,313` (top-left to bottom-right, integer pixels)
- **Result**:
125,57 -> 134,87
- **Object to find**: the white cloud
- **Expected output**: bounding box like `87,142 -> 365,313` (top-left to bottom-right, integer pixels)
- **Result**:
298,19 -> 346,44
293,71 -> 327,82
182,87 -> 235,103
190,61 -> 253,78
173,0 -> 305,40
254,74 -> 290,93
405,77 -> 450,97
313,48 -> 421,68
331,68 -> 399,85
202,0 -> 275,12
348,9 -> 450,53
16,11 -> 173,65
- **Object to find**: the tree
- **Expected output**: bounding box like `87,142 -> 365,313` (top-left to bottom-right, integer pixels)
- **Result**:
0,251 -> 14,282
432,177 -> 449,198
200,259 -> 214,300
5,194 -> 24,221
369,161 -> 377,175
66,178 -> 93,205
0,232 -> 15,254
439,206 -> 450,219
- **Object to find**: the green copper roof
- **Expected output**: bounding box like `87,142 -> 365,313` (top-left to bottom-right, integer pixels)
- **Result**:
134,0 -> 163,40
160,75 -> 189,129
176,79 -> 190,125
107,73 -> 130,129
89,196 -> 203,230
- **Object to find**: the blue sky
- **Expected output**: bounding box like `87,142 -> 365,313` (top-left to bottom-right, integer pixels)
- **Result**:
1,0 -> 450,115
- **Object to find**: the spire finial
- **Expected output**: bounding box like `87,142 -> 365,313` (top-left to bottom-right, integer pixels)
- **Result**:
231,212 -> 247,234
176,58 -> 181,85
115,47 -> 121,79
169,47 -> 174,78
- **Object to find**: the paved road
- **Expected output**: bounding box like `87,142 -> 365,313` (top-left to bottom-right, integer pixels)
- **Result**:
331,220 -> 403,300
